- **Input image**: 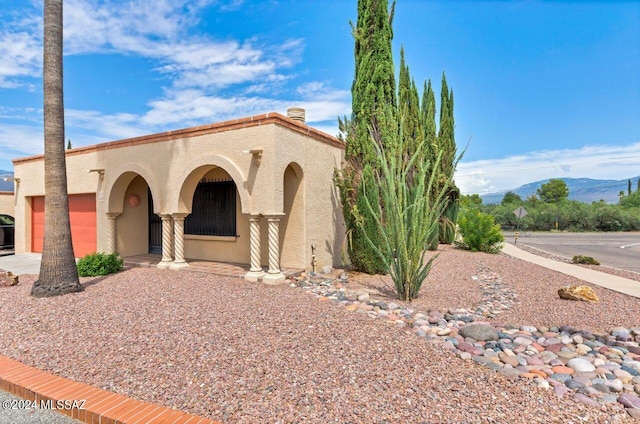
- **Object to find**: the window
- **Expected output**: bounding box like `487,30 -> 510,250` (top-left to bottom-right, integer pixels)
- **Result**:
185,179 -> 236,236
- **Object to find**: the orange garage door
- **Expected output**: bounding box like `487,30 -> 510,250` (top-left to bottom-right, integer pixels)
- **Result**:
32,193 -> 97,257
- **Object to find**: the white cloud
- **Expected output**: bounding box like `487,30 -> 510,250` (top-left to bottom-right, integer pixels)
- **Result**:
1,0 -> 304,95
140,81 -> 350,129
0,123 -> 43,159
66,109 -> 149,140
456,143 -> 640,194
0,31 -> 42,88
0,0 -> 349,168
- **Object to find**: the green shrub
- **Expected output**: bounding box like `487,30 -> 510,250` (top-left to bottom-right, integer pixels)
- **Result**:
572,255 -> 600,265
455,209 -> 504,253
77,252 -> 123,277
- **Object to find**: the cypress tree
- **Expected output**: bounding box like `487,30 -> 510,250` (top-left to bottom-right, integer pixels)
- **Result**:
348,0 -> 397,163
435,72 -> 460,245
438,72 -> 451,151
338,0 -> 462,273
398,47 -> 422,159
338,0 -> 397,274
421,79 -> 437,150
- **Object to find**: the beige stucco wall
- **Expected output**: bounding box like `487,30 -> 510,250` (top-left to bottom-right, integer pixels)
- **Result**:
11,113 -> 345,269
0,192 -> 14,217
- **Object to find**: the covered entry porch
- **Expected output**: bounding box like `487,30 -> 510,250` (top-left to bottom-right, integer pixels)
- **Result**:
122,253 -> 304,279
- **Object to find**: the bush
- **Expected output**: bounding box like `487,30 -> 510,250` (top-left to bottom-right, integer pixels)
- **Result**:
356,126 -> 450,301
455,209 -> 504,253
77,252 -> 123,277
572,255 -> 600,265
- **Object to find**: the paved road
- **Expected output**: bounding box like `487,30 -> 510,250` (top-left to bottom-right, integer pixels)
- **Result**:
0,390 -> 81,424
502,231 -> 640,273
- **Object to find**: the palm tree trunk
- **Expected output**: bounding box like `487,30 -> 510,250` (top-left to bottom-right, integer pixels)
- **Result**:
31,0 -> 84,297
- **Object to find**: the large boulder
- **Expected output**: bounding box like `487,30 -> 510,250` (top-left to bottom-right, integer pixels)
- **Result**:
558,285 -> 599,303
459,324 -> 500,341
0,270 -> 18,287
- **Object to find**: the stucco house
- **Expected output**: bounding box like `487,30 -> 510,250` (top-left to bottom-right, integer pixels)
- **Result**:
10,109 -> 345,283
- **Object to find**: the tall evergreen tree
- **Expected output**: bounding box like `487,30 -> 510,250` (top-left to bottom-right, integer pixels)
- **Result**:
348,0 -> 397,163
398,46 -> 422,159
337,0 -> 397,274
421,79 -> 437,150
338,0 -> 462,273
435,72 -> 460,245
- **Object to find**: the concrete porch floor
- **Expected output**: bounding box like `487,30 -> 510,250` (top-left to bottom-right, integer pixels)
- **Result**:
123,253 -> 304,279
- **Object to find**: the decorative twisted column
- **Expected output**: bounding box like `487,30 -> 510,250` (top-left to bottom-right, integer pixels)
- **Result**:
263,215 -> 285,285
157,214 -> 174,269
170,214 -> 189,270
106,212 -> 121,254
244,215 -> 265,282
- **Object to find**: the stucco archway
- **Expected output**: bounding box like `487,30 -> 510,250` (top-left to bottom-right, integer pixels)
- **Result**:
171,165 -> 252,266
106,173 -> 158,257
106,167 -> 161,215
173,155 -> 249,215
280,162 -> 305,268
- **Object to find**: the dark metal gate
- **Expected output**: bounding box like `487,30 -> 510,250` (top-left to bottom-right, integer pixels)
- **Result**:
185,180 -> 236,236
148,189 -> 162,254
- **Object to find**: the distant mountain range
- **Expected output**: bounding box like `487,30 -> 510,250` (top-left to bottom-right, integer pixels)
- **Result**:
0,170 -> 14,191
480,176 -> 640,205
2,168 -> 639,204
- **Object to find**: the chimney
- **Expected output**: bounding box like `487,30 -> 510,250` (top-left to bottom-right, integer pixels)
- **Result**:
287,107 -> 305,123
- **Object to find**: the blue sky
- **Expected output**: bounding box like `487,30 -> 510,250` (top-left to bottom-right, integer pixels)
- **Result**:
1,0 -> 639,195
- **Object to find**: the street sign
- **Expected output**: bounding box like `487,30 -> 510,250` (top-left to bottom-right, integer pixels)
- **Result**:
513,206 -> 528,219
513,207 -> 528,245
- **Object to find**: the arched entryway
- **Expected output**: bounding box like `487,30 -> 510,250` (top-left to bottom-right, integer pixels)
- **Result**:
176,165 -> 249,264
107,172 -> 159,257
280,163 -> 305,268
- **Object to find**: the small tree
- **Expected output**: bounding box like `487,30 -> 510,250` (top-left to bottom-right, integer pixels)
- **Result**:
620,190 -> 640,208
537,179 -> 569,203
501,191 -> 522,205
460,193 -> 482,208
355,123 -> 451,301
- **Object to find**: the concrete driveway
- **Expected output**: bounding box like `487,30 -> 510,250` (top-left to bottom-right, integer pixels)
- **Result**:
0,253 -> 42,275
503,231 -> 640,273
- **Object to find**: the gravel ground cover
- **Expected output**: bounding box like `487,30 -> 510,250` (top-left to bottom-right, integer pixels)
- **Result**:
1,247 -> 639,423
346,246 -> 640,332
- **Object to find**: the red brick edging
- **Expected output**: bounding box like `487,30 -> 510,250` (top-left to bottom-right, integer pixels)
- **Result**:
0,355 -> 221,424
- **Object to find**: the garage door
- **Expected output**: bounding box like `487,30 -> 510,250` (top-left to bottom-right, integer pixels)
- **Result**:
32,193 -> 97,257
